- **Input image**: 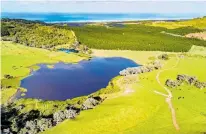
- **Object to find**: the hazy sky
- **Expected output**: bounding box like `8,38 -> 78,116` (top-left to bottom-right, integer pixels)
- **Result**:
1,1 -> 206,14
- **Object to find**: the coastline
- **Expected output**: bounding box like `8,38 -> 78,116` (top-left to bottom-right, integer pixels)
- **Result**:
2,12 -> 205,24
50,18 -> 194,24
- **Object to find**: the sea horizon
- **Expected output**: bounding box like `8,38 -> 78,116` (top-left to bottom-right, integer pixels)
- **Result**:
1,12 -> 205,23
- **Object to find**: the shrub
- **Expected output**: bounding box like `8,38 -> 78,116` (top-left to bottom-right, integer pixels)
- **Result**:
158,54 -> 169,60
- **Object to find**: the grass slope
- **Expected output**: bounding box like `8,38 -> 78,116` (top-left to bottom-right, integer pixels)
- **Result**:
1,88 -> 17,104
44,52 -> 206,134
188,45 -> 206,56
1,41 -> 86,78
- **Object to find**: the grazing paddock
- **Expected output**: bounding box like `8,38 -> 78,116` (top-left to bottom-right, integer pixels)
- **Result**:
44,51 -> 206,134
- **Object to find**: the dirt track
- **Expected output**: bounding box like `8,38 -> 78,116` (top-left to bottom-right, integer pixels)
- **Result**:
154,55 -> 180,130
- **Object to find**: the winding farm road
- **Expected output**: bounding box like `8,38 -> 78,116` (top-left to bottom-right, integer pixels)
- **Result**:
154,55 -> 180,131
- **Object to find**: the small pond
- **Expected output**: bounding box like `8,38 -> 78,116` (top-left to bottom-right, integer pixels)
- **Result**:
20,57 -> 139,100
58,48 -> 79,53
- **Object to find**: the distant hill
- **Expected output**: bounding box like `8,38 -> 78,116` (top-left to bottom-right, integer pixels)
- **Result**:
1,18 -> 76,49
145,16 -> 206,29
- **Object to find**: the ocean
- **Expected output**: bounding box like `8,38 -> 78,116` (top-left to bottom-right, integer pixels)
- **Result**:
1,12 -> 204,23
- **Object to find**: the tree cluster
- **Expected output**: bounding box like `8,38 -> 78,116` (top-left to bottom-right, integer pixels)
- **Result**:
4,74 -> 14,79
1,18 -> 75,49
158,54 -> 169,60
1,106 -> 79,134
53,106 -> 80,125
70,41 -> 92,54
1,96 -> 103,134
165,74 -> 206,89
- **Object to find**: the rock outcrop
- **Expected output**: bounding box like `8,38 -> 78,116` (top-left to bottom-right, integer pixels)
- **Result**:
119,60 -> 162,76
81,96 -> 103,110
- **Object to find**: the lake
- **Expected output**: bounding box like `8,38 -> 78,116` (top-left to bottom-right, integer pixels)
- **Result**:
20,57 -> 139,100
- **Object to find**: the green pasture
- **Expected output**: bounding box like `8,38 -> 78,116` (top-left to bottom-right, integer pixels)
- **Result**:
44,54 -> 206,134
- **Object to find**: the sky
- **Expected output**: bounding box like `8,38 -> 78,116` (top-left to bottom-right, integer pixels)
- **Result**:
1,1 -> 206,14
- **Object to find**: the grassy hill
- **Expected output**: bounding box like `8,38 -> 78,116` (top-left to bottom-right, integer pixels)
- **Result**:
144,16 -> 206,29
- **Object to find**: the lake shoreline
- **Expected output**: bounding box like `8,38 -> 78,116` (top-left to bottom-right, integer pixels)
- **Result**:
20,57 -> 139,100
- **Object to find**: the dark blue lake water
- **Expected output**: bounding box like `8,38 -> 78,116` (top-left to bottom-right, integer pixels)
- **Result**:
20,57 -> 139,100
